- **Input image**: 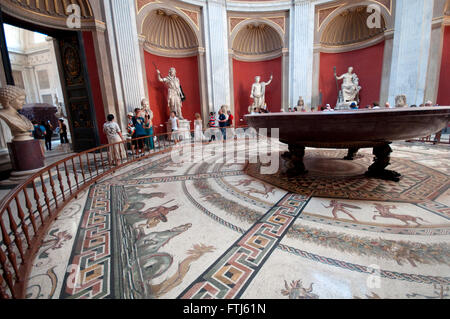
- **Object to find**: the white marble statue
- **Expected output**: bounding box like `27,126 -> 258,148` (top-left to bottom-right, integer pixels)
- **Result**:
250,75 -> 273,111
0,85 -> 34,142
335,67 -> 361,104
156,67 -> 184,119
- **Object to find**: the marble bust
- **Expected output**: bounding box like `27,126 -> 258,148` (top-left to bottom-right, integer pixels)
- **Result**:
0,85 -> 34,142
141,97 -> 154,121
156,67 -> 184,119
395,95 -> 408,108
335,67 -> 361,104
251,75 -> 273,111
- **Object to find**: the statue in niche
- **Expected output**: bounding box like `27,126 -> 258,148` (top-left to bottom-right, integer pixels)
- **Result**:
395,95 -> 408,108
334,66 -> 361,106
0,85 -> 34,142
156,67 -> 185,119
251,75 -> 273,111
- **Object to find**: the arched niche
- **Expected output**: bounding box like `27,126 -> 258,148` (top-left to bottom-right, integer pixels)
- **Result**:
138,5 -> 204,132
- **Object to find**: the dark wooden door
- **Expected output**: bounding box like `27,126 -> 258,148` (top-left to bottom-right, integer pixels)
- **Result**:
56,32 -> 99,152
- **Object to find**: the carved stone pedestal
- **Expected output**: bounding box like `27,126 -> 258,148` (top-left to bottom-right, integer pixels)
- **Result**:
4,139 -> 45,182
166,120 -> 191,141
365,143 -> 402,182
282,144 -> 308,178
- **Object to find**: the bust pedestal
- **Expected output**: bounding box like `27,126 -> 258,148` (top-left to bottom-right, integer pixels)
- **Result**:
5,139 -> 45,182
166,120 -> 191,141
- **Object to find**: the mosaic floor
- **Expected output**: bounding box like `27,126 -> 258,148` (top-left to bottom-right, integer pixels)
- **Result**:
25,140 -> 450,299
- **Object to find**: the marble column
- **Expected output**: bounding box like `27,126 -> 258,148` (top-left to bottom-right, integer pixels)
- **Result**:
388,0 -> 434,106
138,34 -> 149,101
289,0 -> 314,108
203,0 -> 231,113
424,18 -> 445,103
281,48 -> 289,111
104,0 -> 146,115
379,30 -> 394,105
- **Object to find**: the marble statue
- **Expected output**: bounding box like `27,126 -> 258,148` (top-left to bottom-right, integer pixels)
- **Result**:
335,67 -> 361,105
250,75 -> 273,111
395,95 -> 408,108
156,67 -> 184,119
297,96 -> 307,112
0,85 -> 34,142
141,97 -> 154,121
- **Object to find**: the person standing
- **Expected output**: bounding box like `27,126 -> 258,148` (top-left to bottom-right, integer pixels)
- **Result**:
43,120 -> 53,151
218,108 -> 228,140
227,110 -> 235,139
169,111 -> 180,144
143,109 -> 154,151
59,119 -> 70,152
194,113 -> 204,142
132,108 -> 149,154
208,112 -> 216,142
103,114 -> 126,165
32,120 -> 46,156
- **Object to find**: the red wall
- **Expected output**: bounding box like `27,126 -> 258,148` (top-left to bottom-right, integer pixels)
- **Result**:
144,52 -> 201,133
437,26 -> 450,107
319,41 -> 385,109
233,57 -> 282,124
82,31 -> 107,144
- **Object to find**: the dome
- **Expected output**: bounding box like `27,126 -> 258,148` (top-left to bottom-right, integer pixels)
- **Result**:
142,9 -> 198,51
232,23 -> 282,55
321,6 -> 386,46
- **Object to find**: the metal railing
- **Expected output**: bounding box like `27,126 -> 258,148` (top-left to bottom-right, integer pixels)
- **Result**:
0,126 -> 248,299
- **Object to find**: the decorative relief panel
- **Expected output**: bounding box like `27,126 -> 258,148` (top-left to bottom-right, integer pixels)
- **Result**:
264,17 -> 285,33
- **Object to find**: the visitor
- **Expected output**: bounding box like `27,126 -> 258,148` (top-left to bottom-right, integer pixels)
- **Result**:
103,114 -> 126,165
143,109 -> 154,151
43,120 -> 53,151
169,111 -> 180,144
194,113 -> 204,142
208,112 -> 216,142
372,102 -> 380,109
385,102 -> 391,108
227,110 -> 235,139
425,101 -> 433,107
218,108 -> 228,140
58,119 -> 70,153
32,120 -> 46,156
127,112 -> 135,136
350,102 -> 358,110
324,104 -> 334,112
293,107 -> 298,112
132,108 -> 148,153
251,108 -> 258,115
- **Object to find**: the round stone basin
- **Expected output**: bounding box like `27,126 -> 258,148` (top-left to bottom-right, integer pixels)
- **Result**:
245,107 -> 450,148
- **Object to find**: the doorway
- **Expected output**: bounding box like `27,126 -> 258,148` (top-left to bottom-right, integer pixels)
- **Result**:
0,8 -> 100,152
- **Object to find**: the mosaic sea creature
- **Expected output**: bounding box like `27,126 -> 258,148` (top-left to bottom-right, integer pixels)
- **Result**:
281,279 -> 319,299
